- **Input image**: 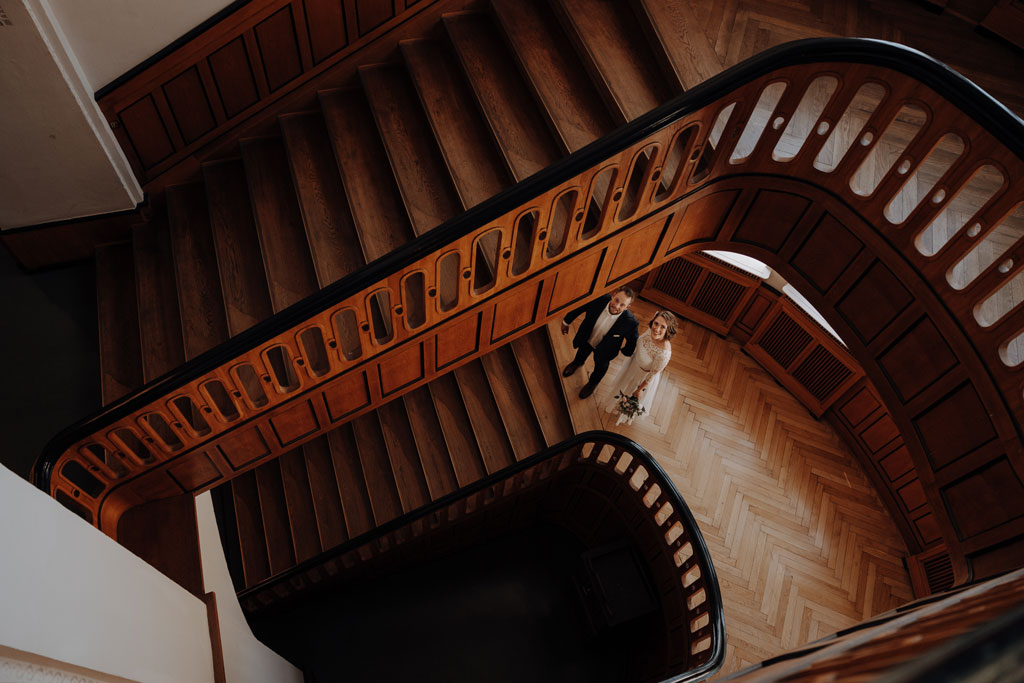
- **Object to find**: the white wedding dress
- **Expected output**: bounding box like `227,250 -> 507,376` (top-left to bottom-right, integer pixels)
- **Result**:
604,330 -> 672,425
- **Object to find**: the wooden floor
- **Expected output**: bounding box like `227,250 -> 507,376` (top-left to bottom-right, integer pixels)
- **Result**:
551,298 -> 914,677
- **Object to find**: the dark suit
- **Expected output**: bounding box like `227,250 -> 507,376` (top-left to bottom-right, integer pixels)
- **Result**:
564,294 -> 639,388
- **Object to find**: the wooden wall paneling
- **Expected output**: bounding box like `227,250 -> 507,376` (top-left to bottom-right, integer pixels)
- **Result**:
208,36 -> 262,119
356,0 -> 395,36
732,287 -> 778,342
118,95 -> 176,170
242,30 -> 273,98
303,0 -> 348,64
254,5 -> 305,92
117,493 -> 205,597
664,189 -> 742,256
288,0 -> 315,71
162,67 -> 218,144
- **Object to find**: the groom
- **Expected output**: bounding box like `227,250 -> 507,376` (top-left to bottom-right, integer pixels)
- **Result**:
560,287 -> 640,399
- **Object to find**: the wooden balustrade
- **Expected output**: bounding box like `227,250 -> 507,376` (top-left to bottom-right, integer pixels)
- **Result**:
36,40 -> 1024,584
238,431 -> 726,683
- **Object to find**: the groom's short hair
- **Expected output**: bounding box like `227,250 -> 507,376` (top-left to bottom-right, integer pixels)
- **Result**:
614,286 -> 636,301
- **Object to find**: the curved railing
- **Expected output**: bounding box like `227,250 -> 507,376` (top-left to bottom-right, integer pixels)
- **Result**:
236,431 -> 726,683
35,39 -> 1024,581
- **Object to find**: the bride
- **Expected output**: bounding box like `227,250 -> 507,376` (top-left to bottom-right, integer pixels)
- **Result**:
605,311 -> 677,424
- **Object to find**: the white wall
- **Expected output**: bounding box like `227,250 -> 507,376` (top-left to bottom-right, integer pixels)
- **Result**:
45,0 -> 234,91
0,464 -> 215,683
195,491 -> 305,683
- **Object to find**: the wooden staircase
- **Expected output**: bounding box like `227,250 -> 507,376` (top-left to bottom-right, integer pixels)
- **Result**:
95,0 -> 689,595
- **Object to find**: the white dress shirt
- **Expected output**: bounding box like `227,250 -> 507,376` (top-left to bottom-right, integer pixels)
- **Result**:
587,307 -> 621,348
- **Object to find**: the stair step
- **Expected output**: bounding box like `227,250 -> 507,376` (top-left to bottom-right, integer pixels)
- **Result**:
427,374 -> 488,486
132,218 -> 185,382
400,39 -> 513,209
240,136 -> 320,310
95,243 -> 143,405
326,425 -> 375,539
349,413 -> 404,526
480,345 -> 547,460
551,0 -> 672,124
443,11 -> 561,180
360,63 -> 463,234
278,448 -> 323,563
376,400 -> 431,512
166,183 -> 230,359
319,88 -> 416,263
510,329 -> 575,445
301,436 -> 349,549
203,159 -> 274,337
278,112 -> 366,287
452,360 -> 516,474
231,471 -> 271,587
630,0 -> 723,91
401,387 -> 460,500
489,0 -> 613,153
254,460 -> 298,576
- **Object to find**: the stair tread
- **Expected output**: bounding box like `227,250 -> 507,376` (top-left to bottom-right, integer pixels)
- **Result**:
443,11 -> 561,180
166,183 -> 230,359
326,425 -> 375,539
301,436 -> 349,549
349,414 -> 404,526
231,471 -> 271,587
376,401 -> 432,512
95,243 -> 143,405
490,0 -> 614,153
240,136 -> 320,310
254,461 -> 297,576
360,63 -> 463,235
401,39 -> 513,209
278,448 -> 323,563
631,0 -> 724,91
427,374 -> 488,486
551,0 -> 672,124
510,329 -> 575,445
279,112 -> 366,287
480,346 -> 547,460
203,159 -> 274,337
453,360 -> 516,474
133,218 -> 186,382
319,88 -> 416,263
401,387 -> 460,500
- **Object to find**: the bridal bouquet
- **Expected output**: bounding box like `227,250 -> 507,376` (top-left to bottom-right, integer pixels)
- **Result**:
614,392 -> 646,426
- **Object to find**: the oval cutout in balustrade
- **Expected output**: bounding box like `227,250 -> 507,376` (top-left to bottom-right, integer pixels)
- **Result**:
142,413 -> 184,451
61,460 -> 104,498
331,308 -> 363,361
849,102 -> 929,197
368,290 -> 394,343
437,251 -> 461,312
232,363 -> 269,408
618,145 -> 658,222
201,379 -> 240,422
915,165 -> 1004,256
976,268 -> 1023,331
170,396 -> 212,436
948,201 -> 1024,291
1001,330 -> 1024,368
56,490 -> 93,523
693,103 -> 736,183
730,81 -> 787,163
884,133 -> 965,225
113,427 -> 156,464
511,211 -> 538,276
82,443 -> 128,478
580,167 -> 617,241
773,76 -> 838,161
403,272 -> 427,329
813,81 -> 887,173
546,190 -> 577,259
473,228 -> 503,295
263,345 -> 301,393
297,326 -> 331,376
655,126 -> 696,200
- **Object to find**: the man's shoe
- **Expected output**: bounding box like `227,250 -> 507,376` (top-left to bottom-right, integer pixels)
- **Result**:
562,362 -> 580,377
579,383 -> 596,399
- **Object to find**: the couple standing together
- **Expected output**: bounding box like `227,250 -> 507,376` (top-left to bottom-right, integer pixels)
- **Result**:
560,287 -> 677,423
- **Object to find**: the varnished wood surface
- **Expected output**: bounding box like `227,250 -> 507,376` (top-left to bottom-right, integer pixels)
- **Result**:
509,330 -> 575,446
479,345 -> 547,460
301,435 -> 349,549
94,243 -> 142,405
551,301 -> 914,677
132,217 -> 185,383
452,360 -> 518,474
401,387 -> 461,500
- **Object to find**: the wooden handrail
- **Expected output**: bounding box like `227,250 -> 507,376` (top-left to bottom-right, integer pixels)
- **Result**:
36,39 -> 1024,581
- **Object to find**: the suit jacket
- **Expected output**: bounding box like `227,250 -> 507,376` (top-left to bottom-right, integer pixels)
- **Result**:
564,295 -> 639,362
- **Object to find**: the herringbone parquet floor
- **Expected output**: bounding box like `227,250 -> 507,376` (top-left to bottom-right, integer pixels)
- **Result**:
551,299 -> 914,677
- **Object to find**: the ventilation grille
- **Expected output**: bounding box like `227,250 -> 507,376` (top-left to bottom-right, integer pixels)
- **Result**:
922,551 -> 955,593
791,346 -> 853,402
757,312 -> 813,368
653,257 -> 702,301
692,272 -> 746,321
